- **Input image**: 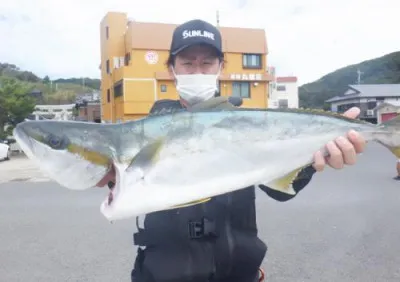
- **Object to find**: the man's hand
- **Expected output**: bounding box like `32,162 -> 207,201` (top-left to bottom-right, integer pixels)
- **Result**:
312,107 -> 366,172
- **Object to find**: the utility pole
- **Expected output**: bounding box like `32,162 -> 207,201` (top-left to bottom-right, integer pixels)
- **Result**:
357,68 -> 363,84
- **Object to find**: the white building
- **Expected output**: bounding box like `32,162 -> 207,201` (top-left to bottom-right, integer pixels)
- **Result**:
28,104 -> 76,121
268,76 -> 299,109
325,84 -> 400,123
374,102 -> 400,124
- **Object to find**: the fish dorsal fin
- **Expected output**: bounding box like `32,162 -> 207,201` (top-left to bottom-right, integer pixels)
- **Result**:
266,107 -> 368,124
189,97 -> 237,112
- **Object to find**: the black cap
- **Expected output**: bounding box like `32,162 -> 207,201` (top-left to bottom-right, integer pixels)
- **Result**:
170,19 -> 223,56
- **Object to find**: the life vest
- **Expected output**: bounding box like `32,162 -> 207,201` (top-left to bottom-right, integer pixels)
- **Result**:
130,99 -> 267,282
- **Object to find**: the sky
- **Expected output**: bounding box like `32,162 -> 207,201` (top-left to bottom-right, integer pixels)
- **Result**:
0,0 -> 399,85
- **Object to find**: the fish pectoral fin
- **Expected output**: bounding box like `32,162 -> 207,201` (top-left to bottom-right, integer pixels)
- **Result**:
126,138 -> 164,173
189,97 -> 236,111
263,167 -> 305,195
168,197 -> 212,209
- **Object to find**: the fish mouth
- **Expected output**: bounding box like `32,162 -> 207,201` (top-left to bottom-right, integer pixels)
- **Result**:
107,180 -> 115,205
105,163 -> 119,207
105,178 -> 121,213
102,161 -> 133,212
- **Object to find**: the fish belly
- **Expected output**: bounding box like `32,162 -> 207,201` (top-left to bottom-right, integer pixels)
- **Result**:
101,131 -> 340,220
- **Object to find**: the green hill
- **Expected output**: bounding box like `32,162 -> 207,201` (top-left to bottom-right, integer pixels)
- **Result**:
0,62 -> 101,104
299,51 -> 400,109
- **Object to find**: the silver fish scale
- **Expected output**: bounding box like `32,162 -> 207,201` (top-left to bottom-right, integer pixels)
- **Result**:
120,110 -> 364,162
18,109 -> 375,166
132,109 -> 372,150
15,105 -> 400,219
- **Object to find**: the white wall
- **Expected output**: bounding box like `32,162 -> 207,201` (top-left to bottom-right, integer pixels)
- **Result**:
380,97 -> 400,106
268,79 -> 298,109
331,97 -> 400,112
32,104 -> 75,120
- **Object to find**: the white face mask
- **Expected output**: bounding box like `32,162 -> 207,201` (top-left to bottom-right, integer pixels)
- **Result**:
173,68 -> 220,106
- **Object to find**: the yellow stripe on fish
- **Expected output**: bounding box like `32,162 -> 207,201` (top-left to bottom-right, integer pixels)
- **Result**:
67,144 -> 110,167
169,197 -> 212,209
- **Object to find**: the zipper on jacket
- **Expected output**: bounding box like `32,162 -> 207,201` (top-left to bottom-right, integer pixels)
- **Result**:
224,193 -> 234,276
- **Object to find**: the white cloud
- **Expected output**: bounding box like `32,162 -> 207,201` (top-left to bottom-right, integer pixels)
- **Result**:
0,0 -> 399,85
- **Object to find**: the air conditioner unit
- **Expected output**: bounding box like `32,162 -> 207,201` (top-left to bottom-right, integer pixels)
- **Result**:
113,57 -> 120,69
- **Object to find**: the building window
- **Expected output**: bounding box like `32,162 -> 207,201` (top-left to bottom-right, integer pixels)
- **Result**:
106,60 -> 110,74
125,52 -> 130,66
242,54 -> 262,69
114,81 -> 123,97
276,85 -> 286,91
232,82 -> 250,98
107,89 -> 110,102
337,103 -> 357,113
367,101 -> 377,109
106,26 -> 109,39
278,99 -> 288,109
160,84 -> 167,92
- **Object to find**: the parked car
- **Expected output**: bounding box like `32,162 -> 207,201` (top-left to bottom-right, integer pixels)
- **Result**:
0,140 -> 11,161
4,137 -> 22,153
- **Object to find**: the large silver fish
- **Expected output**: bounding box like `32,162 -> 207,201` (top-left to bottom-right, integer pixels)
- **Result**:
12,97 -> 400,221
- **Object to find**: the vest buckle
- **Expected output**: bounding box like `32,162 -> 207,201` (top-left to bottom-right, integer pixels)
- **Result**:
188,217 -> 217,239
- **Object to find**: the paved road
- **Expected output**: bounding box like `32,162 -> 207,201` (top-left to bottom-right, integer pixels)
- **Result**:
1,142 -> 400,281
0,153 -> 50,183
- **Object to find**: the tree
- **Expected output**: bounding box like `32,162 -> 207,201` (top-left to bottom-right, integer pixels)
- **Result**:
43,75 -> 50,84
0,77 -> 36,139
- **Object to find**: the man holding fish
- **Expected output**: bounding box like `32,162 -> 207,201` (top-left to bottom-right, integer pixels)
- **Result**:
96,19 -> 366,282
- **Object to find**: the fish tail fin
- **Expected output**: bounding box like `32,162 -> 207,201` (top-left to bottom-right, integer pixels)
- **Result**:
376,114 -> 400,158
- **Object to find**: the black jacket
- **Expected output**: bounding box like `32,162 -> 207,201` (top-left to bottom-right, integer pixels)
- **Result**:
131,99 -> 317,282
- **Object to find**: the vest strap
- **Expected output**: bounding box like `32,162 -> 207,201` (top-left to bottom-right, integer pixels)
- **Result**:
133,217 -> 218,246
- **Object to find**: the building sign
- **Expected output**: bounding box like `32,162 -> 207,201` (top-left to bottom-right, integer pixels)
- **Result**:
229,73 -> 263,81
145,51 -> 158,64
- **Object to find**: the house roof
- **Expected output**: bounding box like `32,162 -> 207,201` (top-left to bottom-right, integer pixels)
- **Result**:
326,84 -> 400,103
128,21 -> 268,54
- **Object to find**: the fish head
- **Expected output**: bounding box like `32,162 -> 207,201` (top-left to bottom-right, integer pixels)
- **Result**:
13,120 -> 113,190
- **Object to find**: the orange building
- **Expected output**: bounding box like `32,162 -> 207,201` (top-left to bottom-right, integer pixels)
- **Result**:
99,12 -> 273,122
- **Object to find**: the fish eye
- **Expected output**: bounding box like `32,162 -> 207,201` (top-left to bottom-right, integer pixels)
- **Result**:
46,134 -> 69,150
